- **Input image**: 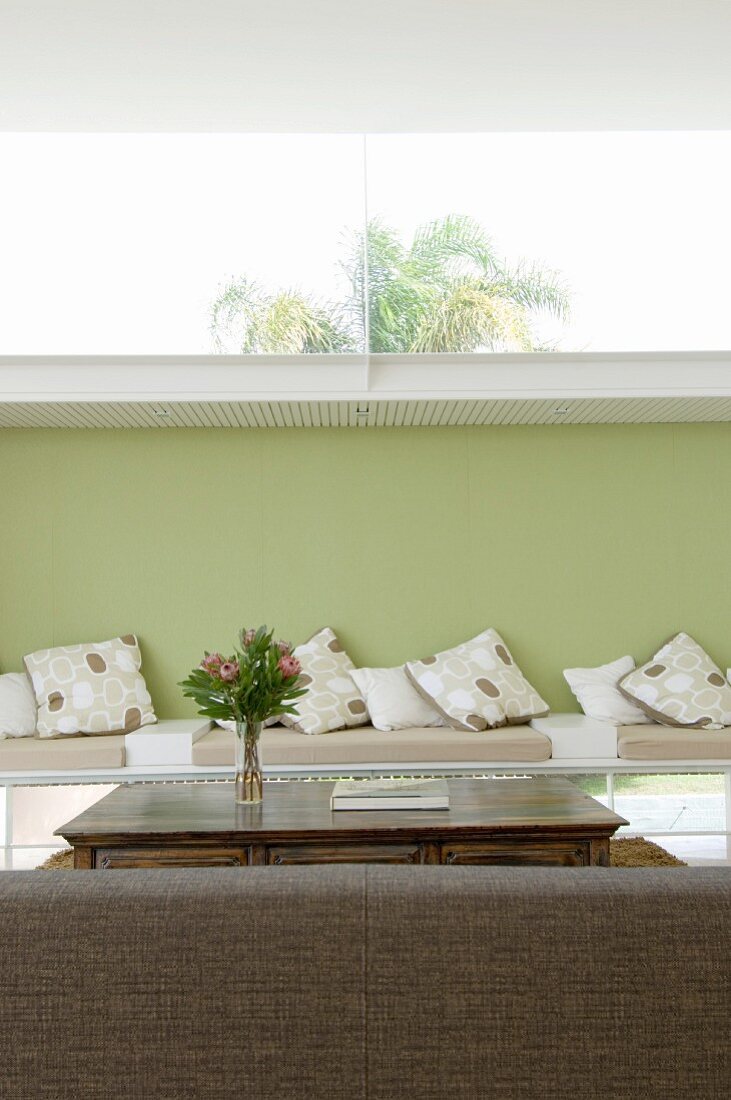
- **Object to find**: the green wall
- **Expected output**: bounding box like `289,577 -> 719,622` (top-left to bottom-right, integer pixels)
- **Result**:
1,423 -> 729,717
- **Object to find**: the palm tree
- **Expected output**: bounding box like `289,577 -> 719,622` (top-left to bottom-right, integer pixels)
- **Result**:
210,278 -> 356,354
210,215 -> 570,354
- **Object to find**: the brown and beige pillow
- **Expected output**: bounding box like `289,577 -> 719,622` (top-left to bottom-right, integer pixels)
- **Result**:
618,632 -> 731,729
404,628 -> 548,732
24,635 -> 157,738
280,627 -> 368,735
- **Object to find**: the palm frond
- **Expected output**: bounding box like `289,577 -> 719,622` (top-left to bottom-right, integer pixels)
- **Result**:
252,292 -> 355,354
488,262 -> 571,321
211,282 -> 355,354
410,215 -> 500,279
210,278 -> 266,353
410,282 -> 533,353
340,219 -> 417,352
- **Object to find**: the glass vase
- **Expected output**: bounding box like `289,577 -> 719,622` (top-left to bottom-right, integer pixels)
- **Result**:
234,719 -> 263,804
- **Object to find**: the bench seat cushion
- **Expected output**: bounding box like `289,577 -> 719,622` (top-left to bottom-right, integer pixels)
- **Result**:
618,726 -> 731,761
0,734 -> 126,772
192,724 -> 552,767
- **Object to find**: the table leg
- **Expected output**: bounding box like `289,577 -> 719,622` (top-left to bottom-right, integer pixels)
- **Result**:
590,838 -> 611,867
73,846 -> 93,869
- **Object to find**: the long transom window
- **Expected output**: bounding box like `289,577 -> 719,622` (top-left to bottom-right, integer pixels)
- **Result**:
1,132 -> 729,355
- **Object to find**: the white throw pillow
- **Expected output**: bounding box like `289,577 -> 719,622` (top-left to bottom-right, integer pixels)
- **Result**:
563,656 -> 653,725
349,666 -> 444,732
0,673 -> 38,738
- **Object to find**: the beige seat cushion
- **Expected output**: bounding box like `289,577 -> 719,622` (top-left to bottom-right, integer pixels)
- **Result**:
0,734 -> 126,772
192,724 -> 552,767
618,726 -> 731,761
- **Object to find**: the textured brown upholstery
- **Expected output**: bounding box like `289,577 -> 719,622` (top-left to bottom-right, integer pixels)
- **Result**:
0,867 -> 729,1098
0,868 -> 364,1098
366,867 -> 731,1099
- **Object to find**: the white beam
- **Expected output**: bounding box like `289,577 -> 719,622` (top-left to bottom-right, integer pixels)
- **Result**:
0,353 -> 730,406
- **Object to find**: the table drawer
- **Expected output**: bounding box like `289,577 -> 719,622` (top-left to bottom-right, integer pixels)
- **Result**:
266,842 -> 427,865
94,847 -> 250,869
440,841 -> 591,867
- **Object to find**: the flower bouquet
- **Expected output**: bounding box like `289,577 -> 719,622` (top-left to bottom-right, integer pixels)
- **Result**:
179,626 -> 305,803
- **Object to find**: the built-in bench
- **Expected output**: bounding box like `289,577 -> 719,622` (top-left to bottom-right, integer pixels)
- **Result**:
2,715 -> 730,846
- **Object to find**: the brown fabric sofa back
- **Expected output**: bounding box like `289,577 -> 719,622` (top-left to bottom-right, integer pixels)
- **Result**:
0,866 -> 729,1098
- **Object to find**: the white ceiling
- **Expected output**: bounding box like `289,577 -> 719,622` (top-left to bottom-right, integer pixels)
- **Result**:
1,1 -> 730,132
2,396 -> 731,430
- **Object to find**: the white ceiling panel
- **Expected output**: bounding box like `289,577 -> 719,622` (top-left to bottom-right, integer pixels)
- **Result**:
2,396 -> 731,431
2,2 -> 731,132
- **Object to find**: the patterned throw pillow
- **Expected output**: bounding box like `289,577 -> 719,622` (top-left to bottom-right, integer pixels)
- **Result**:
281,627 -> 368,735
24,635 -> 157,738
404,629 -> 548,732
618,632 -> 731,729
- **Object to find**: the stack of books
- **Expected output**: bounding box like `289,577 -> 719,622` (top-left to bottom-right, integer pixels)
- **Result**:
330,778 -> 450,811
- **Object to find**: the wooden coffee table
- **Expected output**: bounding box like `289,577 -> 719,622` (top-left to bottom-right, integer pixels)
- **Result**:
57,778 -> 627,869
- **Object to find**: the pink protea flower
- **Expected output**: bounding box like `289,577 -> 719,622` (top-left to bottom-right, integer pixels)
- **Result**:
200,653 -> 224,676
219,661 -> 240,683
277,640 -> 292,655
242,629 -> 256,647
278,655 -> 301,679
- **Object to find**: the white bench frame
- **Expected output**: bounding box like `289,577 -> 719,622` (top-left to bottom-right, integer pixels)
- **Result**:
2,755 -> 731,850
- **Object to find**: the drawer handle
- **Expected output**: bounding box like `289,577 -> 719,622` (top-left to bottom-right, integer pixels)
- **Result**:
272,855 -> 284,865
445,851 -> 457,864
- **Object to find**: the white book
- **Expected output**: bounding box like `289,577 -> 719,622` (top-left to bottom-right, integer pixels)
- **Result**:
331,778 -> 449,811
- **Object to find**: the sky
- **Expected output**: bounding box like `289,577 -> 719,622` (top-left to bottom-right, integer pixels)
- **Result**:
0,131 -> 729,354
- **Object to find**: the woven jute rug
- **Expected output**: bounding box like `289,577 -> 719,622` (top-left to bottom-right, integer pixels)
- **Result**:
36,838 -> 687,870
37,849 -> 76,870
609,837 -> 687,867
